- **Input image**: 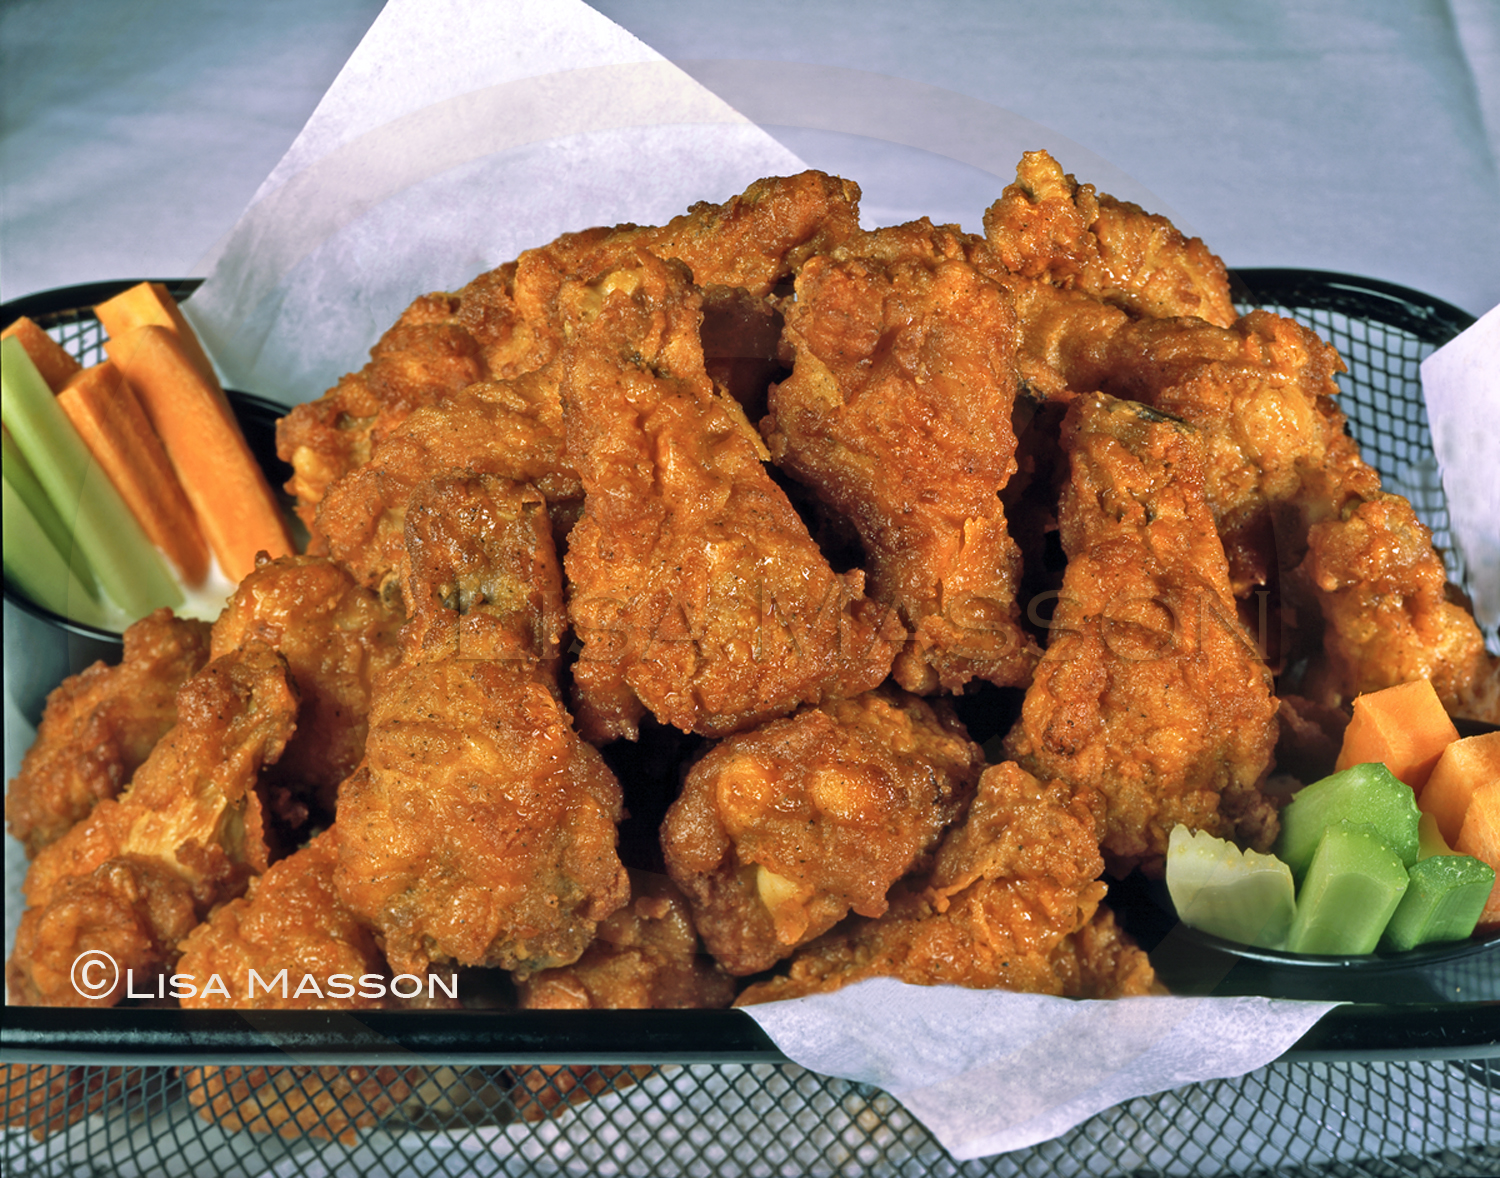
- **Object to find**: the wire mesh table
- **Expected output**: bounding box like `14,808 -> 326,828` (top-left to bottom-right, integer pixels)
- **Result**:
3,271 -> 1497,1176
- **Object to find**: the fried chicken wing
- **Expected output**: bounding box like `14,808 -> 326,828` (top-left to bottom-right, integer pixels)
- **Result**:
561,251 -> 900,742
334,474 -> 627,976
210,556 -> 402,825
737,762 -> 1155,1003
661,687 -> 982,975
764,223 -> 1039,694
981,149 -> 1236,327
7,609 -> 211,856
176,827 -> 424,1010
278,172 -> 863,545
7,645 -> 296,1005
1004,393 -> 1279,875
517,870 -> 734,1011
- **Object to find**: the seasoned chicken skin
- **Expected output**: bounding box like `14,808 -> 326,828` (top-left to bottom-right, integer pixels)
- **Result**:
210,555 -> 402,824
737,762 -> 1155,1003
334,474 -> 627,976
7,645 -> 296,1005
980,149 -> 1237,328
1004,394 -> 1279,875
278,171 -> 863,544
560,250 -> 900,742
764,222 -> 1038,694
662,687 -> 983,975
7,609 -> 211,857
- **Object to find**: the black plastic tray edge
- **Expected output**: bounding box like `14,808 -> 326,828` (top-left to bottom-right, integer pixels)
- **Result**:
3,273 -> 1496,1069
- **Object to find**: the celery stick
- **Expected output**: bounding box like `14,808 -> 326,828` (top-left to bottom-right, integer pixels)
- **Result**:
1380,854 -> 1495,952
3,477 -> 119,630
3,425 -> 99,598
1284,821 -> 1409,955
1165,825 -> 1295,948
1,335 -> 182,619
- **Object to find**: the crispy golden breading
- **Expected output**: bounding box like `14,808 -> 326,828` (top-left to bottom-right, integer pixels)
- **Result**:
315,369 -> 580,607
561,251 -> 901,742
662,688 -> 983,976
981,149 -> 1236,327
764,223 -> 1039,694
278,172 -> 863,545
517,871 -> 735,1011
334,475 -> 627,976
1004,394 -> 1279,875
737,762 -> 1153,1002
175,827 -> 421,1011
6,609 -> 211,857
1,1064 -> 80,1140
7,645 -> 297,1005
211,556 -> 402,823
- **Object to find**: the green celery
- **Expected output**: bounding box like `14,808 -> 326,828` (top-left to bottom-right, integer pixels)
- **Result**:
1,335 -> 182,620
3,477 -> 118,629
3,425 -> 99,598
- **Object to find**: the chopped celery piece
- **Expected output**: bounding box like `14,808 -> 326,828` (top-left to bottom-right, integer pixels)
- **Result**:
1165,825 -> 1295,948
1284,821 -> 1409,955
1418,811 -> 1457,860
3,426 -> 99,598
1380,854 -> 1495,952
1275,762 -> 1420,884
3,478 -> 119,630
1,335 -> 181,620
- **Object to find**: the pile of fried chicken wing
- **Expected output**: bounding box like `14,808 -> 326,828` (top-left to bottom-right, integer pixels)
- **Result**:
7,151 -> 1498,1134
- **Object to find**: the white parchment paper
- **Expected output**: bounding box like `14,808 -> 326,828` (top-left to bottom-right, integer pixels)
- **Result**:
742,978 -> 1338,1160
1422,304 -> 1500,646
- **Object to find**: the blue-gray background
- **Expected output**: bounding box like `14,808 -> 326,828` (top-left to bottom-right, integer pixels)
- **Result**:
2,0 -> 1498,316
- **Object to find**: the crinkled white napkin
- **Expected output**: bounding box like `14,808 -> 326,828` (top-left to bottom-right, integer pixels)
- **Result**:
743,978 -> 1338,1160
1421,303 -> 1500,646
182,0 -> 804,405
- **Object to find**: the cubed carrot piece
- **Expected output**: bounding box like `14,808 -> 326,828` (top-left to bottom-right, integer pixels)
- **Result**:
1,317 -> 82,392
104,326 -> 291,583
57,361 -> 210,586
1422,731 -> 1500,846
1455,780 -> 1500,930
1334,679 -> 1460,795
94,282 -> 222,396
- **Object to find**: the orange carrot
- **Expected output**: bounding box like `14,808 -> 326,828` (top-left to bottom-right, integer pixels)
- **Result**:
94,282 -> 222,397
57,361 -> 210,586
1423,731 -> 1500,846
1334,679 -> 1460,796
1455,780 -> 1500,930
104,326 -> 291,583
2,316 -> 82,392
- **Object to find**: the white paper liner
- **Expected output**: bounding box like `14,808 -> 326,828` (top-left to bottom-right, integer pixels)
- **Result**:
1421,303 -> 1500,647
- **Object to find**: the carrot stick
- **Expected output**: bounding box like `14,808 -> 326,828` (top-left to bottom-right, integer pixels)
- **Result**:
58,361 -> 210,586
94,282 -> 223,397
1,316 -> 82,393
105,325 -> 292,583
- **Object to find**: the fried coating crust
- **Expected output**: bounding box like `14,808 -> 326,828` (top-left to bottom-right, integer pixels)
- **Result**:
2,1065 -> 80,1139
211,556 -> 402,823
176,827 -> 414,1010
315,369 -> 580,607
517,871 -> 735,1011
981,149 -> 1236,327
334,475 -> 626,976
278,172 -> 863,544
6,609 -> 211,857
662,688 -> 983,976
764,223 -> 1039,694
562,251 -> 900,742
7,645 -> 297,1005
737,762 -> 1154,1002
1004,394 -> 1279,875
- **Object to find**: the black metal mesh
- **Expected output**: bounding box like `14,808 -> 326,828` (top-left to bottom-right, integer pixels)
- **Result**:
4,1059 -> 1499,1176
3,273 -> 1495,1175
